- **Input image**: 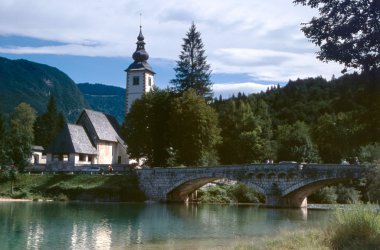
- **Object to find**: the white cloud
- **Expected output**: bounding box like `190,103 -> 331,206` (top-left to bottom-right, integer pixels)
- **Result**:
0,0 -> 343,85
213,82 -> 275,98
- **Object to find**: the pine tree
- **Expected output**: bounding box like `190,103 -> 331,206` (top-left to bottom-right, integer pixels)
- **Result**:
171,23 -> 213,98
34,96 -> 65,148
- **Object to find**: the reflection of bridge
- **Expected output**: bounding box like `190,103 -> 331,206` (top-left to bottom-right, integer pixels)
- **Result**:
136,164 -> 365,208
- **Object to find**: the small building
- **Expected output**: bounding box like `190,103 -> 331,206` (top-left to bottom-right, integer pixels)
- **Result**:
46,109 -> 128,171
31,146 -> 46,165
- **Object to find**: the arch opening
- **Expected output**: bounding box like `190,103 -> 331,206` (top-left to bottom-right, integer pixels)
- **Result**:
166,177 -> 266,204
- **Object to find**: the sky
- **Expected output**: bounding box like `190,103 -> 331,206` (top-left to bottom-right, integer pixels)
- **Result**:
0,0 -> 343,98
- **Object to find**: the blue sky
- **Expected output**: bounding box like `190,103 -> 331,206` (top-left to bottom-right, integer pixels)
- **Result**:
0,0 -> 343,98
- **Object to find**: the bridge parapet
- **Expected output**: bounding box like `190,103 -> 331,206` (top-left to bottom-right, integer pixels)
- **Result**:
136,164 -> 366,207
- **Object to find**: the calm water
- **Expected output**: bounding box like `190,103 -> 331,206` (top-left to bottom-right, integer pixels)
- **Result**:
0,202 -> 333,249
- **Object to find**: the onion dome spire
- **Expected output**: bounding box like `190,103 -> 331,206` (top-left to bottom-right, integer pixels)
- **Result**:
132,26 -> 149,62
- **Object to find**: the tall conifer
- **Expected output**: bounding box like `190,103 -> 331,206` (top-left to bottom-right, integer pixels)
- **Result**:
171,23 -> 213,98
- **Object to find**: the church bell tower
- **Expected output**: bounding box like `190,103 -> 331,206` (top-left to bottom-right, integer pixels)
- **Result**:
125,25 -> 155,114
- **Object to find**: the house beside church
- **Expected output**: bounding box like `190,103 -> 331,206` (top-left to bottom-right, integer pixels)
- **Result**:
45,25 -> 154,170
46,109 -> 128,170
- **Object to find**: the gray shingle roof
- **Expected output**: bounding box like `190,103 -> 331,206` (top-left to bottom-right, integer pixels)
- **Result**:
46,124 -> 97,155
78,109 -> 123,143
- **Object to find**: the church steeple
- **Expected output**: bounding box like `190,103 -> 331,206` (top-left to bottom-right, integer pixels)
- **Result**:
125,25 -> 154,73
132,26 -> 149,62
125,24 -> 155,115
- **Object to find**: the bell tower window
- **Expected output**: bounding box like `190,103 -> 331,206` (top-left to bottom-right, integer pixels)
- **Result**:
133,76 -> 139,85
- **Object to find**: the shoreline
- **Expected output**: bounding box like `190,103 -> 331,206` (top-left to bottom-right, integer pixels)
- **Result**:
0,198 -> 32,202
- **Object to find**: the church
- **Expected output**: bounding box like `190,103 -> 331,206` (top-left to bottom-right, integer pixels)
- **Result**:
45,26 -> 154,170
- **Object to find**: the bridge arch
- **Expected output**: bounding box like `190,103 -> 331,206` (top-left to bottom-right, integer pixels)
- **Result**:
166,176 -> 266,202
280,177 -> 353,207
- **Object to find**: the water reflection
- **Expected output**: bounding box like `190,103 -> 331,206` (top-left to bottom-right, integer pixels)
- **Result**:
0,202 -> 332,249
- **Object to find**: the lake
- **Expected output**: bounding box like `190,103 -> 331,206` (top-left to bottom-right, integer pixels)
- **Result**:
0,202 -> 334,249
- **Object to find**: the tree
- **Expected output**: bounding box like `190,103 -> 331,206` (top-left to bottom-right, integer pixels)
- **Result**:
0,114 -> 9,166
8,103 -> 36,171
276,121 -> 320,162
294,0 -> 380,72
171,23 -> 213,98
123,90 -> 173,167
0,165 -> 18,194
34,96 -> 65,148
312,112 -> 364,163
218,99 -> 273,164
170,90 -> 221,166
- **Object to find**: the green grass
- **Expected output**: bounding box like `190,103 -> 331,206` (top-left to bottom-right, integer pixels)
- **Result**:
235,228 -> 328,250
236,203 -> 380,250
0,173 -> 145,201
328,203 -> 380,250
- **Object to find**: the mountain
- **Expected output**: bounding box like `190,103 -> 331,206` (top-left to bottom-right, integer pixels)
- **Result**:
77,83 -> 125,123
0,57 -> 88,122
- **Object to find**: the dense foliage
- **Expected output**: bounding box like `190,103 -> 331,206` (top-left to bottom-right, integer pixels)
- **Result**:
196,182 -> 265,204
0,57 -> 88,122
34,96 -> 65,148
213,71 -> 380,164
122,89 -> 173,167
171,23 -> 213,98
6,103 -> 36,171
123,89 -> 221,167
294,0 -> 380,73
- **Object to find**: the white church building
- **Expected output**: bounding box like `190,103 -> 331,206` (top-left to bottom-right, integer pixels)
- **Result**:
45,26 -> 155,170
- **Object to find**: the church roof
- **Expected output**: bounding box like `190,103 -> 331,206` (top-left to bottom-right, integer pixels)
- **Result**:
46,124 -> 97,155
125,26 -> 155,74
77,109 -> 124,143
125,61 -> 155,73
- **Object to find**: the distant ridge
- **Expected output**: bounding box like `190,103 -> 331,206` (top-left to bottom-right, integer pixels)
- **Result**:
77,83 -> 125,124
0,56 -> 88,122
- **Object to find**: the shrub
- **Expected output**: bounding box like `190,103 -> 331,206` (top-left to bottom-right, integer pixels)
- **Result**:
329,204 -> 380,250
229,183 -> 264,203
335,184 -> 361,204
310,186 -> 337,204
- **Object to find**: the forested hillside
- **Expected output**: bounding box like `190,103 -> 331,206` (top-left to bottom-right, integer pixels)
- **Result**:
0,57 -> 88,122
77,83 -> 125,123
214,71 -> 380,164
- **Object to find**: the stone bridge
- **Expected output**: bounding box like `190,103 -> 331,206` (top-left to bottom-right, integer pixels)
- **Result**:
136,163 -> 366,208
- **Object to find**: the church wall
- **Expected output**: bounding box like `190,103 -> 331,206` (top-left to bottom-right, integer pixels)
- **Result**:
97,141 -> 113,164
126,70 -> 154,113
114,143 -> 129,164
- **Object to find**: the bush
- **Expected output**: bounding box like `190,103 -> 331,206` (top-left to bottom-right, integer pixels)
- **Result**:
197,185 -> 231,203
229,183 -> 264,203
335,184 -> 361,204
329,204 -> 380,250
310,186 -> 337,204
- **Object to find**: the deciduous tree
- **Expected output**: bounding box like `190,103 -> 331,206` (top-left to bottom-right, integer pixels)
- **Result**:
170,90 -> 221,166
8,103 -> 36,171
294,0 -> 380,72
123,90 -> 173,167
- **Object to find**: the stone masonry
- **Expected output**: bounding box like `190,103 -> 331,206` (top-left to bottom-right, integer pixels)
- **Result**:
136,163 -> 365,208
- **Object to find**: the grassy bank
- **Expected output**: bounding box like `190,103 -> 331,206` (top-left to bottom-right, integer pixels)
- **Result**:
0,173 -> 145,201
237,203 -> 380,250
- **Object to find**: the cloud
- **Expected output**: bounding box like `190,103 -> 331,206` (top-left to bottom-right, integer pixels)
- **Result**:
213,82 -> 275,98
0,0 -> 343,86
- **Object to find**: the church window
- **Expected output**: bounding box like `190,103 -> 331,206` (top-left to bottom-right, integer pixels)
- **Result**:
133,76 -> 139,85
148,77 -> 152,86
